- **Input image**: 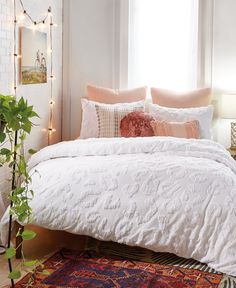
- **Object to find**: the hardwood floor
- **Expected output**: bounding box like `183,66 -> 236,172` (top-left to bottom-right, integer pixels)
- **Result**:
0,225 -> 86,287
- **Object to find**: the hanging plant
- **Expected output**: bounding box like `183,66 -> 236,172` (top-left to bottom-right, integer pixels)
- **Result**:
0,94 -> 42,286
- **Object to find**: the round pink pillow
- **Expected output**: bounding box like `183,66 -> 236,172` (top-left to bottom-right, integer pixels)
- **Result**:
120,111 -> 155,137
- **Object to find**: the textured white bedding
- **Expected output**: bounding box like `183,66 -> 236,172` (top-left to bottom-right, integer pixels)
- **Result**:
1,137 -> 236,275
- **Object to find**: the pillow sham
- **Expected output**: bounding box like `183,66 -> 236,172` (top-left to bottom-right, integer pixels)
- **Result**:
151,87 -> 212,108
120,112 -> 155,138
87,84 -> 147,104
80,99 -> 145,139
151,120 -> 200,139
149,104 -> 213,139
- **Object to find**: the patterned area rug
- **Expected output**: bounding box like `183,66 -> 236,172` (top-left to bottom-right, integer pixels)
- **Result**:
15,237 -> 236,288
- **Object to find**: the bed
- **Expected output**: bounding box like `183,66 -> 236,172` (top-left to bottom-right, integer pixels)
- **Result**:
1,85 -> 236,277
1,136 -> 236,276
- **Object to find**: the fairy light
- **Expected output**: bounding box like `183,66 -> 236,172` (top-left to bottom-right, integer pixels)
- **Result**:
18,10 -> 26,21
48,128 -> 56,134
13,1 -> 57,145
14,53 -> 21,59
49,100 -> 55,106
48,5 -> 56,144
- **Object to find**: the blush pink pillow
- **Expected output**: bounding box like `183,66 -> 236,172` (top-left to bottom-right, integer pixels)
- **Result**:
151,87 -> 212,108
120,112 -> 154,137
151,120 -> 200,139
87,85 -> 147,104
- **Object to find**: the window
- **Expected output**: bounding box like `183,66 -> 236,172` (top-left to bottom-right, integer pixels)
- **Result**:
128,0 -> 199,91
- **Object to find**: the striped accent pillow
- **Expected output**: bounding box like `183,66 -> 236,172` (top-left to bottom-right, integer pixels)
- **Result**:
95,104 -> 144,138
151,120 -> 200,139
80,99 -> 145,139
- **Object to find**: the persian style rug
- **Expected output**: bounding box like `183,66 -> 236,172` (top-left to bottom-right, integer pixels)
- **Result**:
15,238 -> 236,288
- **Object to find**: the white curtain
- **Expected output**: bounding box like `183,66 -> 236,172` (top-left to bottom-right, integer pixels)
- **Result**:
128,0 -> 199,91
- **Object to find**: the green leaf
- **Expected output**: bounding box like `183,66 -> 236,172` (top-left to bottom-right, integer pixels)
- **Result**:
5,247 -> 16,259
41,269 -> 50,275
21,230 -> 36,240
0,148 -> 11,155
24,260 -> 38,267
19,133 -> 26,141
0,132 -> 6,142
14,187 -> 25,195
8,270 -> 21,280
28,149 -> 37,155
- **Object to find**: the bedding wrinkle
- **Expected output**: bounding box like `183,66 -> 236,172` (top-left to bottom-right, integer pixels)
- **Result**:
1,137 -> 236,276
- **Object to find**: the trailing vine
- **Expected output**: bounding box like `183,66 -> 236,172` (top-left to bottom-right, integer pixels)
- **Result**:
0,94 -> 45,285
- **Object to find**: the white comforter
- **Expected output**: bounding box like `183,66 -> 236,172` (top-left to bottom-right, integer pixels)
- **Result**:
1,137 -> 236,275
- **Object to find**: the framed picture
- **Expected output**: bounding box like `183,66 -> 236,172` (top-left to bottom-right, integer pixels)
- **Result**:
20,27 -> 47,85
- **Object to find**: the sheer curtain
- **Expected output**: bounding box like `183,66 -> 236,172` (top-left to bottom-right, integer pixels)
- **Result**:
128,0 -> 199,91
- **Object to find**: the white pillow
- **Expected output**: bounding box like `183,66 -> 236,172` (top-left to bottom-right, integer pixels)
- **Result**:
80,99 -> 145,139
149,103 -> 214,139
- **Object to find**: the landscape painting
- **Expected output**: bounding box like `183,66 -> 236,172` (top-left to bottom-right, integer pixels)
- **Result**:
21,27 -> 47,84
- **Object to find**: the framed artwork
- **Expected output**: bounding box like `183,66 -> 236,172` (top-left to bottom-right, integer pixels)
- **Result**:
20,27 -> 47,85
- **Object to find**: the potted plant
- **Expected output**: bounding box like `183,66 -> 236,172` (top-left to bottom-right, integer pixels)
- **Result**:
0,94 -> 40,287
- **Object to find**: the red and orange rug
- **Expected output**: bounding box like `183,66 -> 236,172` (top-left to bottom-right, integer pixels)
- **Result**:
15,246 -> 228,288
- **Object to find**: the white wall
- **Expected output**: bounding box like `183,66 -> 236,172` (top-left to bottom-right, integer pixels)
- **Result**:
63,0 -> 236,147
0,0 -> 63,208
63,0 -> 118,140
212,0 -> 236,148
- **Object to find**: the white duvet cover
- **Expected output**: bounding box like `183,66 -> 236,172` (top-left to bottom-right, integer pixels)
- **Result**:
1,137 -> 236,275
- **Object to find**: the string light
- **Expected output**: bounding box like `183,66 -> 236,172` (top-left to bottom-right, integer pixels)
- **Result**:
14,53 -> 21,59
48,128 -> 56,134
18,10 -> 26,21
49,100 -> 55,106
31,23 -> 37,31
14,1 -> 57,145
38,20 -> 46,30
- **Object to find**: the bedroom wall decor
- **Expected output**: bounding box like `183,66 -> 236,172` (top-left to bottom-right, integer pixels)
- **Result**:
20,27 -> 47,85
13,0 -> 57,145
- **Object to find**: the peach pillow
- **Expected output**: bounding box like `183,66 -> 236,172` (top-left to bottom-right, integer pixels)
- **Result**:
87,85 -> 147,104
120,112 -> 155,137
151,87 -> 211,108
151,120 -> 200,139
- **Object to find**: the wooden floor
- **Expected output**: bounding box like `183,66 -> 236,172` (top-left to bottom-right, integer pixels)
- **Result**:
0,225 -> 86,288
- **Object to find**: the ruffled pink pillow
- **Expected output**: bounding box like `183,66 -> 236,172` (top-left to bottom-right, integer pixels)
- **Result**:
120,112 -> 154,137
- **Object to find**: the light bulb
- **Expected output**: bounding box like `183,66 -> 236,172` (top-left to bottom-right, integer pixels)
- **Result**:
18,11 -> 26,21
31,23 -> 37,31
14,54 -> 21,59
48,128 -> 56,133
39,21 -> 46,30
49,100 -> 55,106
48,8 -> 53,17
